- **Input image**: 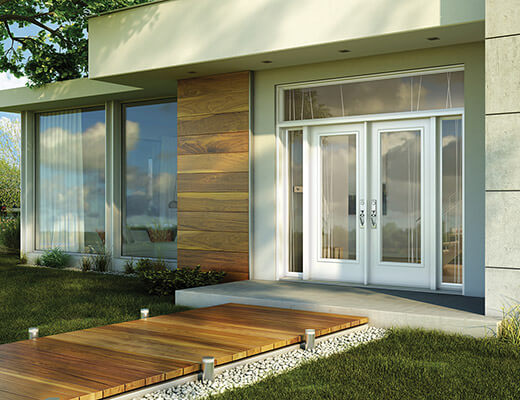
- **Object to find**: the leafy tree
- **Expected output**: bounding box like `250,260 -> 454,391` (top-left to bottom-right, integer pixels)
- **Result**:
0,0 -> 151,87
0,158 -> 19,209
0,117 -> 20,209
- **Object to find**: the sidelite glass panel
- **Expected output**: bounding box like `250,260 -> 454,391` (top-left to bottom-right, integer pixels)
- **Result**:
36,108 -> 106,252
381,130 -> 421,263
284,71 -> 464,121
441,117 -> 463,284
321,134 -> 357,260
123,101 -> 177,259
288,130 -> 303,273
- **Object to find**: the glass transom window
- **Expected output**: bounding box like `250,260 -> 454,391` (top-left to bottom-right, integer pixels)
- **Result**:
283,70 -> 464,121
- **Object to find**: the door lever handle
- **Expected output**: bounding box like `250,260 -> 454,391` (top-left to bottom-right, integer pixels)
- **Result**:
359,200 -> 366,228
370,199 -> 377,229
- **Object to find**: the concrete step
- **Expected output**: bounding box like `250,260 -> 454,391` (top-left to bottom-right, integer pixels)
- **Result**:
176,280 -> 500,337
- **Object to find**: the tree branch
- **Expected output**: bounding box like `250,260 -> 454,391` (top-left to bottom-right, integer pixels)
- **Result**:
0,13 -> 71,45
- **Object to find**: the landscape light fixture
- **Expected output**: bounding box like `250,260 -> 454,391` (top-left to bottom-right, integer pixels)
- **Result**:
304,328 -> 316,350
140,308 -> 150,319
201,356 -> 215,381
28,327 -> 39,340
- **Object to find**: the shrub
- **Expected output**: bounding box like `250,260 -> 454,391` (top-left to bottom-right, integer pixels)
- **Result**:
35,256 -> 42,266
124,258 -> 135,274
91,246 -> 111,272
498,304 -> 520,345
135,258 -> 168,275
19,252 -> 27,265
139,265 -> 226,296
40,248 -> 70,269
0,216 -> 20,250
81,256 -> 93,272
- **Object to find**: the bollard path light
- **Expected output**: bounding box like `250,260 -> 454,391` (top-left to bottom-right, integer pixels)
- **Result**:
28,327 -> 39,340
140,308 -> 150,319
201,356 -> 215,382
304,328 -> 316,350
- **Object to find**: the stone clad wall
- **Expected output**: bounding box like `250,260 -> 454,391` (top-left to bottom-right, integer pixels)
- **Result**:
485,0 -> 520,315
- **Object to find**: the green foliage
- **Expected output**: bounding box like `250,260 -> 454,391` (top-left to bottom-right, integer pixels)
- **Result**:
135,258 -> 168,275
498,304 -> 520,346
0,159 -> 20,209
40,248 -> 70,268
19,252 -> 27,264
91,246 -> 111,272
124,258 -> 135,274
0,255 -> 189,344
136,261 -> 226,296
0,0 -> 152,86
35,256 -> 42,266
80,256 -> 93,272
0,216 -> 20,250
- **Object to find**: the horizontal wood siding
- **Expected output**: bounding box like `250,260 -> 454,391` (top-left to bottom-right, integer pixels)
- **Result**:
177,71 -> 250,281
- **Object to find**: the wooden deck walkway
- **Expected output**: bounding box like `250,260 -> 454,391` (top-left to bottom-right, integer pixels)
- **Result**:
0,303 -> 367,400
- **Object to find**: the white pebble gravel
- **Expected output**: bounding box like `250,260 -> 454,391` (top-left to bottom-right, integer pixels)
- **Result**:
133,326 -> 386,400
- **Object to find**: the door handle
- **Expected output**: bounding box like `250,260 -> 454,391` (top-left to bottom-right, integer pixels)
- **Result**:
370,199 -> 377,229
359,200 -> 366,228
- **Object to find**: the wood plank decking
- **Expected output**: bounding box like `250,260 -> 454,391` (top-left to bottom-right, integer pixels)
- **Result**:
0,303 -> 368,400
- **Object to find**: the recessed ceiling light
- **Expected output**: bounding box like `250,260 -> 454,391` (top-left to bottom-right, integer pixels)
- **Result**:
427,37 -> 440,41
338,49 -> 351,53
261,60 -> 273,64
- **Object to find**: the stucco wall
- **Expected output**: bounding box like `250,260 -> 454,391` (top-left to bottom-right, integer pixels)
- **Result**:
485,0 -> 520,315
88,0 -> 483,79
252,43 -> 485,297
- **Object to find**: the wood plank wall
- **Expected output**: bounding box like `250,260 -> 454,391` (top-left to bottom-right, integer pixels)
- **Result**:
177,71 -> 250,281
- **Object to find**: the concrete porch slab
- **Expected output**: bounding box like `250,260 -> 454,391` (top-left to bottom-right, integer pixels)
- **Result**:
176,280 -> 500,337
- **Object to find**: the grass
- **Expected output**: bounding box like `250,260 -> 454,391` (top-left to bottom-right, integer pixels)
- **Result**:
0,253 -> 188,344
212,329 -> 520,400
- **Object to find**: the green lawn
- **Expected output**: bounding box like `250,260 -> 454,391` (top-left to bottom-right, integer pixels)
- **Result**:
0,254 -> 188,344
212,329 -> 520,400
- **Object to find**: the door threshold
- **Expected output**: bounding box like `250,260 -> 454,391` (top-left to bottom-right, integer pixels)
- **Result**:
279,277 -> 462,296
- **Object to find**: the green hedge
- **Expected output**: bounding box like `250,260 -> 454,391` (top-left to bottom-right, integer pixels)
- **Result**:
135,259 -> 226,296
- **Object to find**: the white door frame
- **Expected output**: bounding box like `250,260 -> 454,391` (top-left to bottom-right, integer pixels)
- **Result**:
307,123 -> 366,283
367,118 -> 434,289
276,109 -> 464,290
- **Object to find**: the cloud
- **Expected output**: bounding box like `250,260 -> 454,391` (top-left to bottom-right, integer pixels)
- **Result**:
0,72 -> 28,90
39,122 -> 106,171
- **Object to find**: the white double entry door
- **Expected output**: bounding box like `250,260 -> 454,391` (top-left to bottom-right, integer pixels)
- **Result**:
303,118 -> 436,289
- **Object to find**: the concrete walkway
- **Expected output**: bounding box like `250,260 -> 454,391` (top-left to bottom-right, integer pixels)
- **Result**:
176,280 -> 500,337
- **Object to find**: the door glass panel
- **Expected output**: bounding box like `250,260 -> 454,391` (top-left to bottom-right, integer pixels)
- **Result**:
288,130 -> 303,273
381,130 -> 421,263
321,134 -> 357,260
441,117 -> 463,284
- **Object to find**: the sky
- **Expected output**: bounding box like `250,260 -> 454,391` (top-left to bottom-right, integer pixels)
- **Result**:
0,72 -> 27,121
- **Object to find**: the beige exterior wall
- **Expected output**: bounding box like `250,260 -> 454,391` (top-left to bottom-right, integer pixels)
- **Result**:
88,0 -> 483,79
485,0 -> 520,316
252,43 -> 485,297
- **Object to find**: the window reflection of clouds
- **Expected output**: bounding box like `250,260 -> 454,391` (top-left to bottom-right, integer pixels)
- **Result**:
37,108 -> 105,252
123,101 -> 178,260
284,71 -> 464,121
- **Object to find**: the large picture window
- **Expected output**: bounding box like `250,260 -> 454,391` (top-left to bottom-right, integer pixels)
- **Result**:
36,108 -> 106,252
122,100 -> 178,259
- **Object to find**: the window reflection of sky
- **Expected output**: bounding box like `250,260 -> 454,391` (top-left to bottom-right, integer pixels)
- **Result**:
123,101 -> 177,259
